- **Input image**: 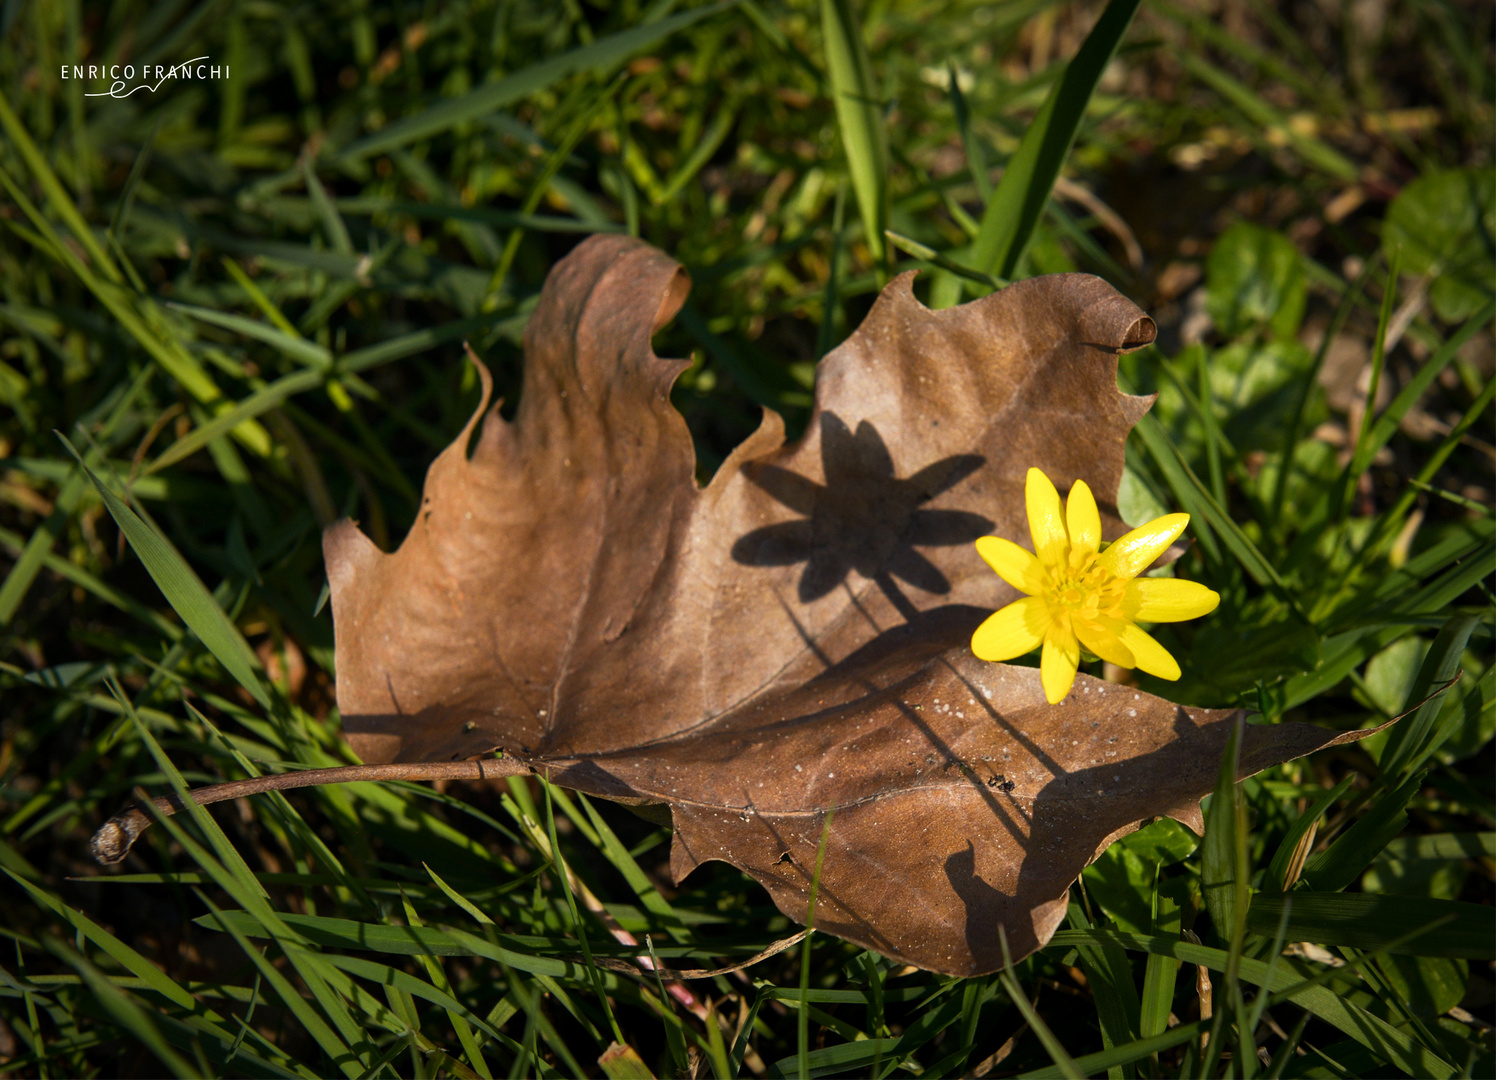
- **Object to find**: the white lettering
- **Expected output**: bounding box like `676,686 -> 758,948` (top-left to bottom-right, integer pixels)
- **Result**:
123,65 -> 134,79
210,65 -> 221,79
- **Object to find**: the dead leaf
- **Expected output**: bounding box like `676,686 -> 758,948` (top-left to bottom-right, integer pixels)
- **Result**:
324,235 -> 1375,975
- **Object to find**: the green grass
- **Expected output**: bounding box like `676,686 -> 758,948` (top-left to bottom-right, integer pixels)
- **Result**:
2,0 -> 1493,1076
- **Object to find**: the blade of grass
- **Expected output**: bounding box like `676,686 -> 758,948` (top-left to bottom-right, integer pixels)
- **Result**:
1138,874 -> 1180,1055
1301,770 -> 1425,892
60,436 -> 271,711
167,302 -> 332,369
1336,250 -> 1401,520
998,926 -> 1083,1079
799,808 -> 836,1080
1048,928 -> 1457,1078
1378,613 -> 1479,779
968,0 -> 1142,284
884,230 -> 1007,289
1066,900 -> 1142,1079
1174,50 -> 1357,180
43,936 -> 196,1079
1247,893 -> 1494,958
1264,776 -> 1354,892
821,0 -> 889,264
656,99 -> 739,205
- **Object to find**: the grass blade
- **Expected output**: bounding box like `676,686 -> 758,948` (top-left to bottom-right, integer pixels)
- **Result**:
1048,929 -> 1458,1078
821,0 -> 890,264
968,0 -> 1142,284
59,435 -> 271,711
1302,771 -> 1424,893
1247,893 -> 1492,958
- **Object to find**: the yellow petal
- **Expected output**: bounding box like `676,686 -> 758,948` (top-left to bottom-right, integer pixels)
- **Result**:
1124,578 -> 1220,623
1065,479 -> 1101,558
1097,513 -> 1190,580
1040,626 -> 1080,704
1073,618 -> 1136,668
975,536 -> 1045,594
1026,467 -> 1068,567
1112,621 -> 1182,680
971,596 -> 1049,661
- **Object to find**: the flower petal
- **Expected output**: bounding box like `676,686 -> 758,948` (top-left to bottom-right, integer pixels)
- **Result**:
1124,578 -> 1221,623
1025,467 -> 1069,567
1073,618 -> 1136,668
1097,513 -> 1190,580
1065,479 -> 1101,558
1040,626 -> 1080,704
971,597 -> 1049,661
1111,620 -> 1182,680
975,536 -> 1045,594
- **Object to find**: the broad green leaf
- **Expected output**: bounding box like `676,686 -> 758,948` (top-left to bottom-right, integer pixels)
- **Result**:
1206,339 -> 1322,451
1120,818 -> 1200,865
1066,902 -> 1141,1079
1374,954 -> 1469,1020
1383,169 -> 1496,322
1205,222 -> 1307,339
1379,613 -> 1480,779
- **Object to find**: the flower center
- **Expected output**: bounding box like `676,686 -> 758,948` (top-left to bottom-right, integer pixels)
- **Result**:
1043,552 -> 1125,624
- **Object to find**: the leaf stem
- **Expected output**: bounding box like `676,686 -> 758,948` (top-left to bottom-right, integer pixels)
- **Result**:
89,757 -> 531,865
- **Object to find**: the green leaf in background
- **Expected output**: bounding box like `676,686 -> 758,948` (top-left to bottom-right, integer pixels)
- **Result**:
58,436 -> 271,712
1119,818 -> 1201,866
1379,613 -> 1480,778
1085,818 -> 1200,933
1375,952 -> 1469,1021
1204,221 -> 1307,338
1383,168 -> 1496,322
1206,339 -> 1323,452
1361,635 -> 1431,716
967,0 -> 1142,285
820,0 -> 889,264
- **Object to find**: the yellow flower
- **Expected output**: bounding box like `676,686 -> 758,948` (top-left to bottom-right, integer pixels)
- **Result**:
971,467 -> 1220,704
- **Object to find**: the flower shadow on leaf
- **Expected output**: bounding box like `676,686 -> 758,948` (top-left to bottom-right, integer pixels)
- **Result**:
730,412 -> 993,615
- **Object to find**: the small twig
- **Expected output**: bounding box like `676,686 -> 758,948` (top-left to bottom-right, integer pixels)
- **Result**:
586,930 -> 809,981
90,757 -> 531,864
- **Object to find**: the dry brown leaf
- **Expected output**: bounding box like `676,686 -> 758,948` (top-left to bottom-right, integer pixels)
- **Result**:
324,235 -> 1375,975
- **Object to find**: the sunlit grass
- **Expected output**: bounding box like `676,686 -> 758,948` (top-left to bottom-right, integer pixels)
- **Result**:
1,0 -> 1491,1076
